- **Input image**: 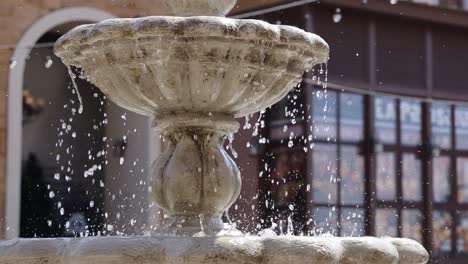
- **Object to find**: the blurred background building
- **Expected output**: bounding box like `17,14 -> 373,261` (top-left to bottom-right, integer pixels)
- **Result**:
1,0 -> 468,263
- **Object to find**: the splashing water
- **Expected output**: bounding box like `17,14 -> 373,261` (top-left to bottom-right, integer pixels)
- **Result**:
226,134 -> 238,158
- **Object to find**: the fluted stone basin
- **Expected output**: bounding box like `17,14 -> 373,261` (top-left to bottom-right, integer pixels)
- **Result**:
54,16 -> 329,117
0,236 -> 428,264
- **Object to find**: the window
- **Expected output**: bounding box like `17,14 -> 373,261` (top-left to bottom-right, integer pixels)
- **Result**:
261,87 -> 365,237
262,86 -> 468,257
374,97 -> 423,241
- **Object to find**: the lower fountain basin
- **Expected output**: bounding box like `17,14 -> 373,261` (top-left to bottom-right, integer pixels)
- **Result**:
0,236 -> 428,264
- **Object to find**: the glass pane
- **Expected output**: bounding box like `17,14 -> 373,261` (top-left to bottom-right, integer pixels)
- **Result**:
458,211 -> 468,254
402,154 -> 422,201
313,144 -> 337,204
433,211 -> 452,255
376,152 -> 396,201
376,209 -> 398,237
400,99 -> 421,146
340,146 -> 364,205
271,148 -> 306,210
313,207 -> 338,236
457,158 -> 468,203
313,90 -> 337,141
431,103 -> 451,149
456,106 -> 468,150
433,156 -> 451,203
402,209 -> 423,243
340,93 -> 363,142
341,208 -> 364,237
375,96 -> 396,144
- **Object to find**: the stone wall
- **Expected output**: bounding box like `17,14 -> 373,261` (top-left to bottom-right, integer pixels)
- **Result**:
0,0 -> 278,238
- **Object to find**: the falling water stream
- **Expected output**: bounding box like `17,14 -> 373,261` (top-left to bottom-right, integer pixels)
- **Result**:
67,66 -> 84,115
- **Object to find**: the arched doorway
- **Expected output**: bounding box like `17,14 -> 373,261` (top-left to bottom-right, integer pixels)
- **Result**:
6,7 -> 156,239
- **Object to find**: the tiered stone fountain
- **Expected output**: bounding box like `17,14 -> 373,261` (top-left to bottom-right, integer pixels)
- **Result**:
0,0 -> 429,263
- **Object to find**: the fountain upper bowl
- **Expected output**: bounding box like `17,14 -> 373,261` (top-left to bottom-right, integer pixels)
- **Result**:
55,16 -> 329,117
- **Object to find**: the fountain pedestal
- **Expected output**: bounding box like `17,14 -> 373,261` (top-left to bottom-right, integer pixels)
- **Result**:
152,113 -> 241,235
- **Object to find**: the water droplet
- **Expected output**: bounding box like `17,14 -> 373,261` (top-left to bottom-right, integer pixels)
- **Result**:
333,8 -> 342,23
45,56 -> 53,68
9,60 -> 17,69
119,157 -> 125,165
49,191 -> 55,198
390,0 -> 398,4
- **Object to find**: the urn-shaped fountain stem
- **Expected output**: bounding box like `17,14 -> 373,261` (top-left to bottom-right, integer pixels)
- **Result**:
151,113 -> 241,235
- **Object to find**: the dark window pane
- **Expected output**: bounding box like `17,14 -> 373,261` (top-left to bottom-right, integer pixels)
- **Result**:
340,93 -> 363,142
313,206 -> 338,236
313,90 -> 337,141
457,211 -> 468,254
431,103 -> 452,149
402,209 -> 423,243
400,99 -> 421,146
376,209 -> 398,237
341,208 -> 364,237
456,106 -> 468,150
313,144 -> 337,204
340,146 -> 364,205
433,211 -> 452,255
457,158 -> 468,203
271,148 -> 306,210
375,96 -> 396,144
433,156 -> 451,203
402,154 -> 422,201
376,152 -> 396,201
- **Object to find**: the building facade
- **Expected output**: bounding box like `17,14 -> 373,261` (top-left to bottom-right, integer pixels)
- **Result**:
2,0 -> 468,263
242,1 -> 468,263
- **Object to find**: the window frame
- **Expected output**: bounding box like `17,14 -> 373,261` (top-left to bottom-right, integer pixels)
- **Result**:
260,86 -> 468,258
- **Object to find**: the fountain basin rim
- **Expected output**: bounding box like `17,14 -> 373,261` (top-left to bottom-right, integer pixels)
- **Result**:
54,16 -> 329,65
0,236 -> 429,264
